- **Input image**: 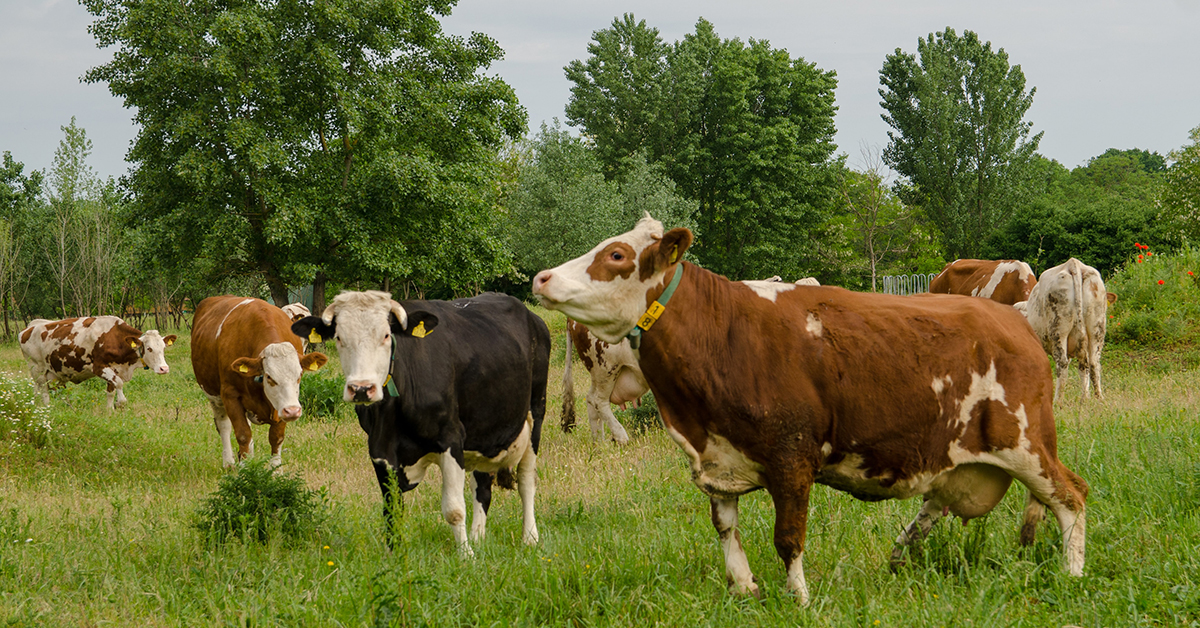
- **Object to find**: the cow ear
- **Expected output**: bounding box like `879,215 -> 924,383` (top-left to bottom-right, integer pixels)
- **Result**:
300,352 -> 329,373
127,336 -> 143,350
403,311 -> 438,338
231,357 -> 264,378
163,335 -> 177,347
641,227 -> 693,276
1106,292 -> 1118,305
293,316 -> 335,344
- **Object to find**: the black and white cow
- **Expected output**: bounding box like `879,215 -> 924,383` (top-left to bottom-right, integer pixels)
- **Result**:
292,290 -> 551,554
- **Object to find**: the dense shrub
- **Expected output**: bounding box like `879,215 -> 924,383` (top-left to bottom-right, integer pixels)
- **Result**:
299,370 -> 351,421
0,373 -> 51,448
193,461 -> 329,546
1106,246 -> 1200,346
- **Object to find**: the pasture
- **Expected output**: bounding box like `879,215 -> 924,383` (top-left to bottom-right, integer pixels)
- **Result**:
1,306 -> 1198,627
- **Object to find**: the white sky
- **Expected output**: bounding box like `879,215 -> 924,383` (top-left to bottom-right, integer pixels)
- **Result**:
2,0 -> 1198,180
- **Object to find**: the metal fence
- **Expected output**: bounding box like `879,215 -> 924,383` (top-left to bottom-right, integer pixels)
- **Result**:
880,273 -> 940,296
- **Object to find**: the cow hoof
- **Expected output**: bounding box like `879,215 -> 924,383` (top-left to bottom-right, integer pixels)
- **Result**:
730,582 -> 761,599
888,547 -> 907,573
523,529 -> 539,546
458,544 -> 475,559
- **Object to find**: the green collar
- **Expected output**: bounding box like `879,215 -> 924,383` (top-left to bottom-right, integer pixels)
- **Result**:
627,263 -> 683,349
385,335 -> 399,397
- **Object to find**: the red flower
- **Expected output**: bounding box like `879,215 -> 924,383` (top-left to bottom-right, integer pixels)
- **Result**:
1147,251 -> 1153,257
1189,271 -> 1195,276
1135,242 -> 1142,248
1137,255 -> 1144,263
1158,280 -> 1165,285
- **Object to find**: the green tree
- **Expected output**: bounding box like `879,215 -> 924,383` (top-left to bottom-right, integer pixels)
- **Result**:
505,123 -> 693,279
564,17 -> 839,280
984,154 -> 1169,276
1161,125 -> 1200,245
880,27 -> 1042,259
0,152 -> 43,335
83,0 -> 526,307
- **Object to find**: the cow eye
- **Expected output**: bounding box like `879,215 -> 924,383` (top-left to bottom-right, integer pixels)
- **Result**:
266,377 -> 277,386
611,251 -> 624,262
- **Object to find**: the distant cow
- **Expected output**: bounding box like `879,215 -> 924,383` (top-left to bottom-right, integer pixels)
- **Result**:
20,316 -> 176,409
561,319 -> 648,444
293,291 -> 550,555
533,216 -> 1087,604
280,303 -> 311,322
191,296 -> 329,468
930,259 -> 1037,305
1013,258 -> 1116,401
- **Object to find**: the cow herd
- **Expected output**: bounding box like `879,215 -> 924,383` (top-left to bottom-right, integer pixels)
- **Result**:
14,215 -> 1119,605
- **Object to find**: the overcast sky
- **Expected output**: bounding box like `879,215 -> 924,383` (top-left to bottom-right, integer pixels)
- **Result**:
3,0 -> 1198,181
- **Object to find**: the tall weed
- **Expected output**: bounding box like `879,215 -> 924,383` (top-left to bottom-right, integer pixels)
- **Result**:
193,460 -> 330,546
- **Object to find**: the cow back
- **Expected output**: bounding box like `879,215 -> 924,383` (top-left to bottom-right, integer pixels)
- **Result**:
191,296 -> 303,398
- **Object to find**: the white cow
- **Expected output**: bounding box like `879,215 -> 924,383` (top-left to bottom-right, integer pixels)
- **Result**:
1014,258 -> 1117,400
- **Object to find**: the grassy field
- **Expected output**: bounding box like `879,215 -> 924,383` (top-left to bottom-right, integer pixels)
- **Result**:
1,305 -> 1199,627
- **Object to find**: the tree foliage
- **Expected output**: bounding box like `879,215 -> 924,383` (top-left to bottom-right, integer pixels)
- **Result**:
505,123 -> 694,279
83,0 -> 526,306
984,154 -> 1169,276
880,28 -> 1042,259
1161,125 -> 1200,245
565,16 -> 839,280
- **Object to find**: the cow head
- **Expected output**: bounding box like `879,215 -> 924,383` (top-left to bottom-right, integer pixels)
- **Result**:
292,290 -> 439,404
230,342 -> 328,420
532,215 -> 693,343
137,330 -> 178,375
281,302 -> 312,323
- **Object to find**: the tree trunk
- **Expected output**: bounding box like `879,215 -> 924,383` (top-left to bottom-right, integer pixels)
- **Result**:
312,270 -> 327,316
268,277 -> 290,307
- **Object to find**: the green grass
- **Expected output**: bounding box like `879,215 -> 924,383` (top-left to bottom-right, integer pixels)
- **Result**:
1,307 -> 1199,626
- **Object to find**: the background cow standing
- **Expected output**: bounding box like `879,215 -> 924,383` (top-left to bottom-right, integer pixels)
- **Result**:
191,296 -> 328,468
533,216 -> 1087,604
1014,257 -> 1117,400
561,319 -> 648,445
293,291 -> 550,555
19,316 -> 176,410
930,259 -> 1037,305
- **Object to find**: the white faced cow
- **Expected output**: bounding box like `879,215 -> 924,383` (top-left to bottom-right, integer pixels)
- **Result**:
1014,258 -> 1117,401
930,259 -> 1037,305
191,296 -> 329,468
292,291 -> 551,556
533,215 -> 1087,604
19,316 -> 176,409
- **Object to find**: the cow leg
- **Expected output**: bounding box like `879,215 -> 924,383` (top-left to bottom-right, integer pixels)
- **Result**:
29,366 -> 51,405
516,444 -> 539,545
1008,455 -> 1088,576
890,498 -> 944,571
1088,359 -> 1104,399
710,496 -> 758,599
96,367 -> 125,410
1019,491 -> 1046,546
438,450 -> 472,557
208,397 -> 237,468
267,420 -> 286,468
768,477 -> 814,605
224,400 -> 255,464
469,471 -> 493,543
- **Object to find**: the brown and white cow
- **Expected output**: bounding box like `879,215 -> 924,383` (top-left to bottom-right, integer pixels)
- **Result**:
191,296 -> 328,468
929,259 -> 1037,305
19,316 -> 176,409
533,216 -> 1087,604
561,319 -> 648,444
281,303 -> 314,350
1013,258 -> 1116,401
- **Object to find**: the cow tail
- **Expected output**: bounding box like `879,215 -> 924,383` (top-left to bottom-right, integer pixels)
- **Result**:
560,326 -> 576,433
496,468 -> 516,490
1072,259 -> 1088,366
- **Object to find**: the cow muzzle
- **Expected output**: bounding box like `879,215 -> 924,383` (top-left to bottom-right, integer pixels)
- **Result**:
346,381 -> 380,404
278,405 -> 303,421
155,365 -> 170,375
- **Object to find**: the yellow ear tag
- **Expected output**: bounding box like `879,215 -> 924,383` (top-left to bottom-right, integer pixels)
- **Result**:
411,321 -> 429,338
308,329 -> 322,344
308,362 -> 320,371
130,341 -> 138,349
669,247 -> 679,264
166,339 -> 174,346
238,365 -> 249,373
